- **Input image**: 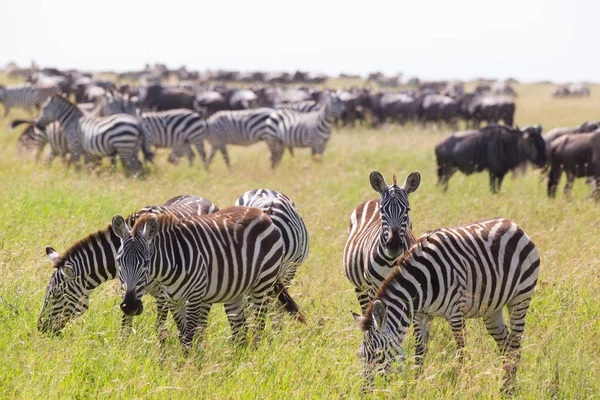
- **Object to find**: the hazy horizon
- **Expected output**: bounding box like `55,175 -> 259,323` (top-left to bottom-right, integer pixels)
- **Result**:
3,0 -> 599,83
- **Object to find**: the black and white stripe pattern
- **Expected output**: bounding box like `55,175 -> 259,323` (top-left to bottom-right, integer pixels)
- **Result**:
38,196 -> 219,334
204,108 -> 283,169
344,171 -> 421,312
270,93 -> 344,162
235,189 -> 309,288
353,218 -> 540,390
139,109 -> 207,165
274,100 -> 321,113
12,120 -> 68,164
0,83 -> 58,117
35,95 -> 153,173
112,206 -> 286,348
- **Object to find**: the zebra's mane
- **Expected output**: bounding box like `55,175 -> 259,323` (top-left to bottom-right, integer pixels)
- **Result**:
51,94 -> 81,111
131,212 -> 179,237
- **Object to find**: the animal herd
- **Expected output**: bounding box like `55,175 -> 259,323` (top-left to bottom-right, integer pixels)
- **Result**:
36,170 -> 542,394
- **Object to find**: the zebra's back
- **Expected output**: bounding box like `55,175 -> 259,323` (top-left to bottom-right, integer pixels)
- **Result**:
206,108 -> 278,146
140,109 -> 206,148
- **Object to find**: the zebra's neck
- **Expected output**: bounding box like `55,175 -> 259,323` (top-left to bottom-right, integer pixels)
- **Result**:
315,102 -> 336,132
55,100 -> 83,131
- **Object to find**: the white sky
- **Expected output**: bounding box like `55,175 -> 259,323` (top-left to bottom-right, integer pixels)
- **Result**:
2,0 -> 598,82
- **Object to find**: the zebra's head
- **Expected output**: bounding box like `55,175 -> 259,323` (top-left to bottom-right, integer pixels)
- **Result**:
370,170 -> 421,258
35,96 -> 63,129
38,246 -> 90,334
112,214 -> 159,317
324,91 -> 345,118
353,300 -> 405,378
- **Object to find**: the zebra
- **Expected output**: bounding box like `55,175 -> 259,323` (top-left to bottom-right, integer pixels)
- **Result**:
204,108 -> 283,169
38,195 -> 219,335
352,218 -> 540,393
11,120 -> 68,165
343,170 -> 421,312
35,95 -> 153,173
138,109 -> 207,165
111,206 -> 295,349
0,83 -> 58,117
269,92 -> 345,161
235,189 -> 309,318
274,100 -> 321,113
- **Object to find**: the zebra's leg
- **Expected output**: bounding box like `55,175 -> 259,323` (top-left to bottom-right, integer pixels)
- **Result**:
180,295 -> 208,351
413,312 -> 434,371
154,294 -> 169,342
3,106 -> 9,118
220,146 -> 231,169
563,171 -> 575,198
502,298 -> 532,393
355,287 -> 371,314
287,146 -> 294,157
446,312 -> 466,362
482,309 -> 508,352
184,144 -> 196,166
248,288 -> 273,344
268,140 -> 284,169
193,140 -> 207,166
205,145 -> 218,170
120,314 -> 134,336
224,297 -> 248,346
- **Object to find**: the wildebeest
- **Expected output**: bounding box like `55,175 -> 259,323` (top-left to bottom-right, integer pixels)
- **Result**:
141,84 -> 196,111
546,131 -> 600,200
417,94 -> 459,127
461,94 -> 515,128
435,124 -> 546,193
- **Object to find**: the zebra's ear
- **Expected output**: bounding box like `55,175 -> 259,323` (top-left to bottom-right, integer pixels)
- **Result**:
142,216 -> 159,241
46,246 -> 60,264
112,215 -> 131,239
372,300 -> 388,332
402,171 -> 421,194
370,171 -> 388,193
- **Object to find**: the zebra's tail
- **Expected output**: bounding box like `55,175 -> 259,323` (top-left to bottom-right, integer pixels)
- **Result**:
274,282 -> 306,323
10,119 -> 36,131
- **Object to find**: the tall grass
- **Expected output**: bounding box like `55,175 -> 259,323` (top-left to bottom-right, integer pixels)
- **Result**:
0,80 -> 598,398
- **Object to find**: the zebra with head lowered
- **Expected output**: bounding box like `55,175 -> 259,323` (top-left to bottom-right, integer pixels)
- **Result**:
0,83 -> 58,117
38,195 -> 219,335
12,120 -> 68,165
353,218 -> 540,394
343,170 -> 421,312
269,92 -> 345,163
204,108 -> 283,169
35,95 -> 153,174
235,189 -> 309,318
111,206 -> 294,350
139,109 -> 207,166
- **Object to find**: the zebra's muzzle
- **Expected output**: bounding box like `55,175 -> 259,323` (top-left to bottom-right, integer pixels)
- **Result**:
386,228 -> 404,257
120,291 -> 143,316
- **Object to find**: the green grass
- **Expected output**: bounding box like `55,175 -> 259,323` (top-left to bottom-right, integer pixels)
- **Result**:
0,80 -> 599,399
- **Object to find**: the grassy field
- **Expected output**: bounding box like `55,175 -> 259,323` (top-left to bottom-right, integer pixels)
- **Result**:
0,79 -> 599,399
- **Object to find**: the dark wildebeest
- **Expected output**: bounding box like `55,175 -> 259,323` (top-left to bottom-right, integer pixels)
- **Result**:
141,84 -> 196,111
546,131 -> 600,200
435,124 -> 546,193
418,94 -> 460,127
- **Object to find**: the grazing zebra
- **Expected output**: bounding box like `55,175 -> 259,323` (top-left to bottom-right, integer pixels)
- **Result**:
139,109 -> 207,165
353,218 -> 540,392
274,100 -> 320,113
112,206 -> 292,349
12,120 -> 68,165
344,171 -> 421,312
38,195 -> 219,335
204,108 -> 283,169
269,92 -> 345,162
235,189 -> 309,318
0,83 -> 58,117
35,95 -> 153,173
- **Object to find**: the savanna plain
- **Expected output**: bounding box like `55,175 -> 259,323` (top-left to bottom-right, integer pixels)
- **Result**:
0,78 -> 598,399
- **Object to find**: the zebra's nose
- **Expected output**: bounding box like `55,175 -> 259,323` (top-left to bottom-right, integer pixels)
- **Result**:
120,291 -> 143,316
386,228 -> 403,257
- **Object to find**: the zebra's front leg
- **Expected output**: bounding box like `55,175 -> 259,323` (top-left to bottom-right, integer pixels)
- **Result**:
482,309 -> 508,352
205,145 -> 218,170
413,312 -> 434,372
446,312 -> 466,363
154,294 -> 170,342
219,146 -> 231,169
224,297 -> 248,346
267,140 -> 284,169
180,295 -> 209,353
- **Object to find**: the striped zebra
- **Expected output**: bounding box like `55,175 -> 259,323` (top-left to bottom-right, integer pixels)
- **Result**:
35,95 -> 153,173
269,92 -> 344,162
235,189 -> 309,314
38,195 -> 219,335
353,218 -> 540,392
111,206 -> 293,349
204,108 -> 283,169
274,100 -> 321,113
344,171 -> 421,312
12,120 -> 68,165
138,109 -> 207,165
0,83 -> 58,117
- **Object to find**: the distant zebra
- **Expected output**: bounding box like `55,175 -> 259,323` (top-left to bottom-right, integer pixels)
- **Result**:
270,92 -> 344,162
112,206 -> 296,349
139,109 -> 207,165
353,218 -> 540,392
12,120 -> 68,165
35,95 -> 153,173
0,83 -> 58,117
235,189 -> 309,311
344,171 -> 421,312
205,108 -> 283,169
38,195 -> 219,335
95,90 -> 137,117
274,100 -> 320,113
